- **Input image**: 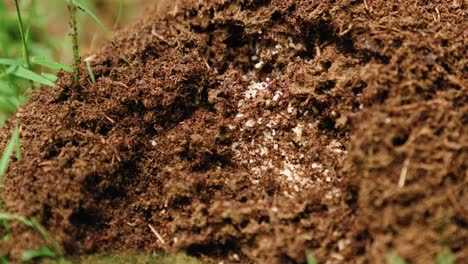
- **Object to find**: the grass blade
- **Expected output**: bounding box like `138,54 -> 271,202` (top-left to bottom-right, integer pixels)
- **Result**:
0,82 -> 17,96
436,248 -> 455,264
0,255 -> 9,264
113,0 -> 123,29
0,129 -> 18,180
0,201 -> 11,241
14,122 -> 20,161
85,60 -> 96,83
0,58 -> 21,67
306,251 -> 318,264
0,213 -> 33,227
0,98 -> 18,113
42,73 -> 59,82
386,253 -> 407,264
31,217 -> 64,256
7,66 -> 55,86
31,57 -> 73,72
21,247 -> 56,261
13,0 -> 31,69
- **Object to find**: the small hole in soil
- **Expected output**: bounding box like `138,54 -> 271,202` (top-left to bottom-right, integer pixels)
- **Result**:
442,173 -> 459,184
441,39 -> 449,47
339,37 -> 355,53
352,81 -> 367,95
321,60 -> 332,70
271,11 -> 282,21
225,25 -> 245,48
97,123 -> 112,136
69,208 -> 99,226
259,63 -> 275,75
356,230 -> 369,242
280,254 -> 297,263
375,89 -> 389,103
258,215 -> 270,224
103,185 -> 125,198
453,216 -> 467,230
143,209 -> 152,220
145,124 -> 157,137
84,174 -> 102,191
377,54 -> 391,64
54,86 -> 71,103
45,149 -> 60,159
391,130 -> 409,146
187,240 -> 238,258
320,204 -> 329,211
42,205 -> 53,222
209,7 -> 215,18
240,219 -> 249,228
355,246 -> 366,255
172,196 -> 192,207
318,117 -> 336,132
345,187 -> 359,211
316,80 -> 336,94
396,214 -> 413,226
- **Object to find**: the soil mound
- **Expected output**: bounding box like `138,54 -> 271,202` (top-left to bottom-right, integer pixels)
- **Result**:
1,1 -> 466,263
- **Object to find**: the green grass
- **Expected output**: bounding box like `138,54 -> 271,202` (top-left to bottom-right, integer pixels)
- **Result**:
85,59 -> 96,83
22,247 -> 56,262
387,253 -> 407,264
0,213 -> 67,263
436,248 -> 456,264
306,251 -> 318,264
387,250 -> 456,264
13,0 -> 31,69
1,0 -> 50,183
0,123 -> 18,179
62,253 -> 203,264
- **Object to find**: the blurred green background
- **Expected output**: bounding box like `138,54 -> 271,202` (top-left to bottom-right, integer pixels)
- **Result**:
0,0 -> 148,64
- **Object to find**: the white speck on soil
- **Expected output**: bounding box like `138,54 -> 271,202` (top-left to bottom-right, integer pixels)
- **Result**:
229,70 -> 348,195
245,119 -> 255,127
254,61 -> 264,69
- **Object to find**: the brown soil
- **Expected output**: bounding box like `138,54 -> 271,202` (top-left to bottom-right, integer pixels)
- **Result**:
1,0 -> 467,263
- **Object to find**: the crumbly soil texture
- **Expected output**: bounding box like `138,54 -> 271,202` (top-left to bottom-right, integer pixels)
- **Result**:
1,1 -> 467,263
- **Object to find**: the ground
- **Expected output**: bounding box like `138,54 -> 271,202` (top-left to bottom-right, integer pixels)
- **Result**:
0,0 -> 467,263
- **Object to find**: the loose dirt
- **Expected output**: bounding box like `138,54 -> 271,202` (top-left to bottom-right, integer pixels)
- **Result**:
1,0 -> 467,263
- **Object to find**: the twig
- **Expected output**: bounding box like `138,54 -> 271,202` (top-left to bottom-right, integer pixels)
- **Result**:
103,114 -> 116,124
392,99 -> 447,112
398,158 -> 410,188
202,57 -> 211,70
151,26 -> 168,43
148,224 -> 166,245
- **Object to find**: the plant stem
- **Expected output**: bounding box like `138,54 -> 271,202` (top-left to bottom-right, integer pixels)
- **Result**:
113,0 -> 123,29
14,0 -> 31,69
85,60 -> 96,84
68,3 -> 80,83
